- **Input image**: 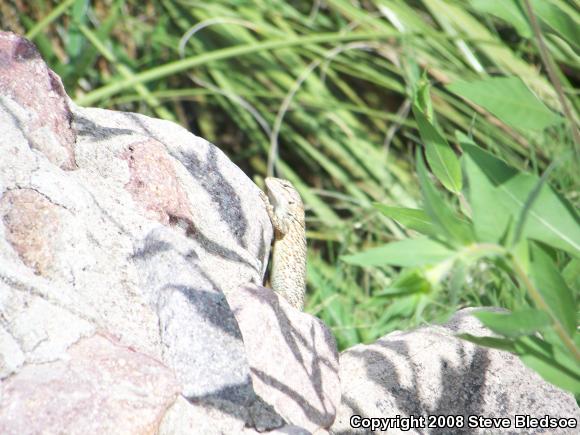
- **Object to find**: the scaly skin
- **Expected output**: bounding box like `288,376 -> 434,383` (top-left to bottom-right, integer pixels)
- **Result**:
260,177 -> 307,310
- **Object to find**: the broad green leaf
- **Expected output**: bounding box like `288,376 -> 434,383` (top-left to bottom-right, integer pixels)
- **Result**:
532,0 -> 580,49
463,144 -> 580,256
458,334 -> 516,352
375,269 -> 432,296
474,309 -> 551,338
470,0 -> 531,37
417,152 -> 474,245
373,204 -> 437,237
500,174 -> 580,255
514,335 -> 580,394
341,237 -> 454,267
413,104 -> 462,193
447,77 -> 563,131
530,244 -> 576,336
460,133 -> 511,243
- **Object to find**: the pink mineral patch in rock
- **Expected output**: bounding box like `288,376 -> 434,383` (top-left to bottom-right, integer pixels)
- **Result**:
228,285 -> 341,433
0,188 -> 61,276
0,31 -> 76,170
122,139 -> 193,226
0,334 -> 179,434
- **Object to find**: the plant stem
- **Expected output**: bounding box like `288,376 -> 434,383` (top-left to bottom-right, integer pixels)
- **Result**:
510,255 -> 580,362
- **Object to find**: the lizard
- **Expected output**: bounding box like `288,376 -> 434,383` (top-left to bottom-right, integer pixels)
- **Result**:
259,177 -> 307,311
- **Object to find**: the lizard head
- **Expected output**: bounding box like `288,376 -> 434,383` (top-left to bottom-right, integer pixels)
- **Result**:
264,177 -> 303,213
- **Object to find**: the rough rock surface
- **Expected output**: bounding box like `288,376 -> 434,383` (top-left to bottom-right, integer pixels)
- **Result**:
229,285 -> 341,432
0,31 -> 341,434
331,308 -> 580,434
0,334 -> 179,434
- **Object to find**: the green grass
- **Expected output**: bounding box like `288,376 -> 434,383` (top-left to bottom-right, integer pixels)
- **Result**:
5,0 -> 578,352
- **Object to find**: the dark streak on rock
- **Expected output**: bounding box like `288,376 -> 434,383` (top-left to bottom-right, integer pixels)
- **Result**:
73,115 -> 136,139
172,146 -> 248,249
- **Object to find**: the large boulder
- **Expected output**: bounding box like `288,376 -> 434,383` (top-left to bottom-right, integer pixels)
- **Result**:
332,308 -> 579,434
0,31 -> 340,434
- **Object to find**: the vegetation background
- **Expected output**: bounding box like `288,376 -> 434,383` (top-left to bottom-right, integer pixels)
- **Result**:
2,0 -> 578,395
